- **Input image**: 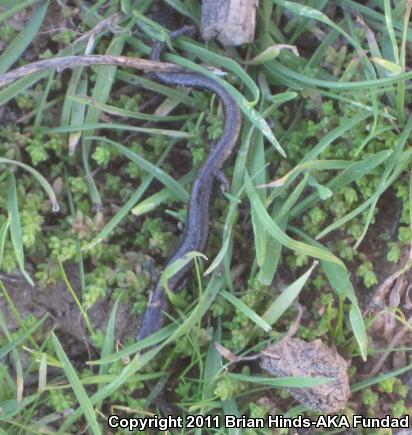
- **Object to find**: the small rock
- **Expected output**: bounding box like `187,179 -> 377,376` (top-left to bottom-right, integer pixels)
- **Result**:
260,338 -> 350,413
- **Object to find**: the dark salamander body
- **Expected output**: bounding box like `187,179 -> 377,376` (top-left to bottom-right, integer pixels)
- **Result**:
136,31 -> 242,340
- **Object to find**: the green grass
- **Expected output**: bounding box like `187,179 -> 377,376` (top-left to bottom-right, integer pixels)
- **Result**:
1,0 -> 412,433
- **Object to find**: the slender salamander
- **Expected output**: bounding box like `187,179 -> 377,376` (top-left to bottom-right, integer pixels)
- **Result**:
136,27 -> 243,340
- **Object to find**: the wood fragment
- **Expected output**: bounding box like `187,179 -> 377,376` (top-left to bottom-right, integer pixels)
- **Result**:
201,0 -> 258,46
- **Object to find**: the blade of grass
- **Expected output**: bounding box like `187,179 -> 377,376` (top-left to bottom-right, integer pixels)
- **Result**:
349,304 -> 368,362
49,372 -> 164,390
228,372 -> 332,388
164,0 -> 193,19
33,70 -> 55,128
201,323 -> 221,403
351,361 -> 412,392
6,172 -> 33,286
222,398 -> 241,435
64,166 -> 86,293
131,170 -> 194,216
87,324 -> 178,366
57,256 -> 95,336
61,66 -> 84,143
264,160 -> 351,189
265,58 -> 412,90
68,95 -> 192,122
91,136 -> 188,202
249,130 -> 267,268
396,0 -> 412,123
220,289 -> 272,332
38,353 -> 47,394
0,158 -> 58,210
10,349 -> 23,402
245,171 -> 343,266
0,217 -> 10,267
68,76 -> 88,153
52,333 -> 101,435
96,298 -> 119,408
40,122 -> 191,138
0,0 -> 49,74
258,211 -> 288,285
262,261 -> 318,326
384,0 -> 400,64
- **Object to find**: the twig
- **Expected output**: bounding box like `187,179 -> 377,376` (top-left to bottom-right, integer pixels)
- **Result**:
368,314 -> 412,377
0,55 -> 185,89
282,303 -> 304,342
366,259 -> 412,313
71,13 -> 124,48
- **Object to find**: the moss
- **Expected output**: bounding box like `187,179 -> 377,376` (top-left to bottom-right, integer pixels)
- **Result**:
361,388 -> 379,406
